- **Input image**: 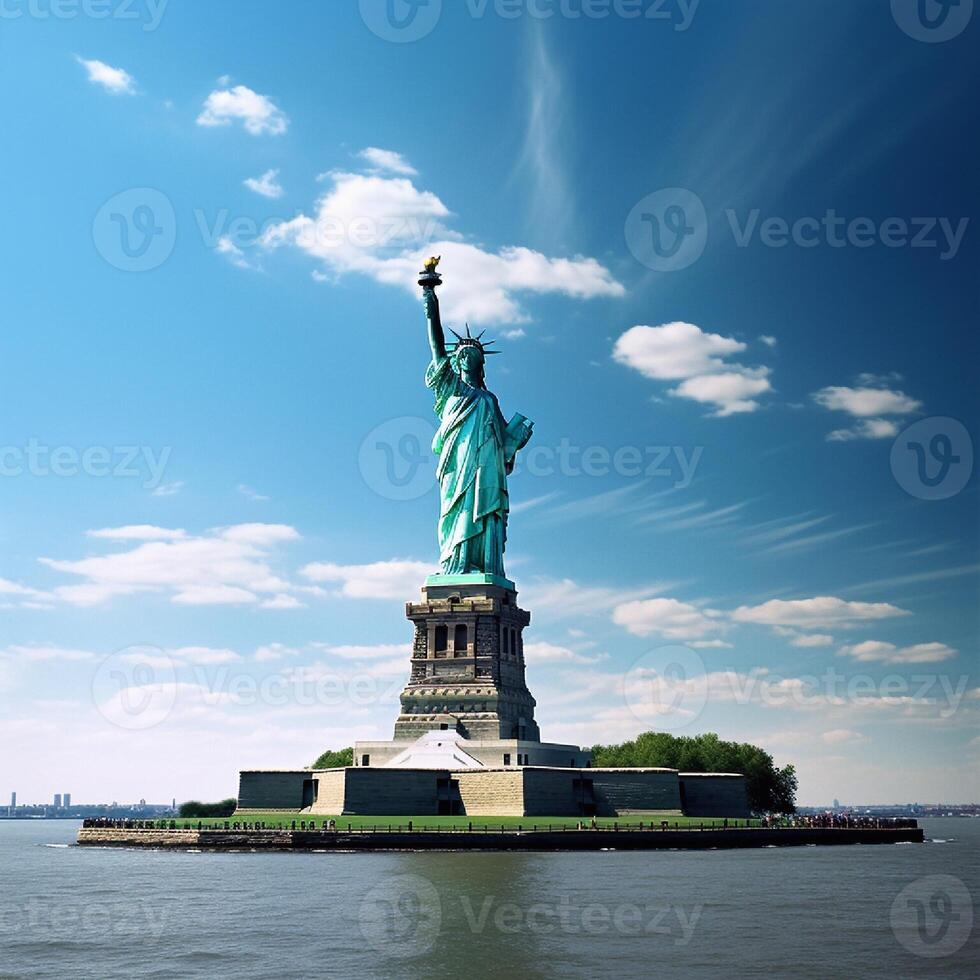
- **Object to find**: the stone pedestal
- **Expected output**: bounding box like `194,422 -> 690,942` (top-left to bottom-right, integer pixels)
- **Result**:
392,576 -> 540,742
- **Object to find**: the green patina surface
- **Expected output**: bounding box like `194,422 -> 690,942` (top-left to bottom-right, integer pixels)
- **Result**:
422,271 -> 533,580
424,572 -> 516,590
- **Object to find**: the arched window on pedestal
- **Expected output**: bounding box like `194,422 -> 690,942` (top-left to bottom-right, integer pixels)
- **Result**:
434,625 -> 448,656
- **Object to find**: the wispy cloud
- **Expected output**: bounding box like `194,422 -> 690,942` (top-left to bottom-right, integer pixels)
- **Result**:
244,168 -> 284,199
75,56 -> 136,95
358,147 -> 417,176
763,523 -> 876,556
845,563 -> 980,595
512,28 -> 574,245
837,640 -> 957,665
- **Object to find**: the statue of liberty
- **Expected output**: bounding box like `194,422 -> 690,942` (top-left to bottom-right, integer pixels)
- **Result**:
420,259 -> 533,580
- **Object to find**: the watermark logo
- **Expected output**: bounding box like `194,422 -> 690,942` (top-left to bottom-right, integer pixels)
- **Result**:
891,0 -> 973,42
359,0 -> 443,42
625,188 -> 708,272
0,440 -> 172,490
890,875 -> 973,957
0,0 -> 168,31
890,416 -> 973,500
91,644 -> 177,731
93,188 -> 176,272
359,416 -> 438,501
726,210 -> 968,259
359,874 -> 442,957
622,645 -> 708,730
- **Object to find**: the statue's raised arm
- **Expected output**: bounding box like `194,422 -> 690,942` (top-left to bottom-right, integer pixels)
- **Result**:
419,256 -> 446,362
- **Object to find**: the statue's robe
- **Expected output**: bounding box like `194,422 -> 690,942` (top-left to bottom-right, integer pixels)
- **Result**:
426,355 -> 530,576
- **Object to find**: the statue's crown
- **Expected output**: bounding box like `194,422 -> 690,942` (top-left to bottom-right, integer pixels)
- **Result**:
448,324 -> 500,356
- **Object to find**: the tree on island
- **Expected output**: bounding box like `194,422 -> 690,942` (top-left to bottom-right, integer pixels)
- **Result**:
590,732 -> 797,814
178,799 -> 237,818
312,747 -> 354,769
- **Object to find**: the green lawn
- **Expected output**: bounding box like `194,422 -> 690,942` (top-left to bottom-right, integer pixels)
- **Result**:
166,813 -> 757,831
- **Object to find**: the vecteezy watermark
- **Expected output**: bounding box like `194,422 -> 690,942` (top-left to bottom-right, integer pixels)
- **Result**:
0,440 -> 172,490
622,645 -> 709,731
459,894 -> 703,940
93,655 -> 405,731
196,208 -> 443,255
358,0 -> 699,42
359,416 -> 437,501
625,188 -> 708,272
623,653 -> 970,724
890,417 -> 974,501
625,189 -> 971,272
0,898 -> 169,941
358,874 -> 703,959
891,0 -> 973,43
0,0 -> 168,31
514,441 -> 703,486
359,875 -> 443,958
890,875 -> 974,957
357,416 -> 704,500
726,210 -> 969,260
93,188 -> 176,272
91,645 -> 178,732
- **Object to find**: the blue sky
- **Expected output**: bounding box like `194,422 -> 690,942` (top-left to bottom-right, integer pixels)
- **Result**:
1,0 -> 977,806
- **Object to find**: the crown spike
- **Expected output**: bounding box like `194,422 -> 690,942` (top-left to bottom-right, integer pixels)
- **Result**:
465,323 -> 472,338
449,328 -> 464,342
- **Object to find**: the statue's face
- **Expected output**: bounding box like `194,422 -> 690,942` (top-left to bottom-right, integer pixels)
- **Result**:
456,346 -> 485,377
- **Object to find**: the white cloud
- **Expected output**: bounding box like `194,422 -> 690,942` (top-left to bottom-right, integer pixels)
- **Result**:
217,236 -> 262,271
732,596 -> 909,629
152,481 -> 184,497
88,526 -> 186,542
790,633 -> 835,648
521,577 -> 668,617
238,484 -> 270,502
39,524 -> 301,607
814,383 -> 922,441
837,640 -> 957,664
612,597 -> 723,640
358,147 -> 418,175
172,585 -> 258,606
2,644 -> 97,662
689,639 -> 734,649
260,594 -> 304,610
0,579 -> 51,606
316,643 -> 412,660
759,335 -> 778,347
75,56 -> 136,95
260,167 -> 623,325
826,418 -> 900,442
171,646 -> 241,665
253,643 -> 298,662
197,84 -> 288,135
523,641 -> 605,665
301,559 -> 433,600
813,385 -> 921,417
671,370 -> 772,417
243,169 -> 284,199
612,323 -> 772,416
